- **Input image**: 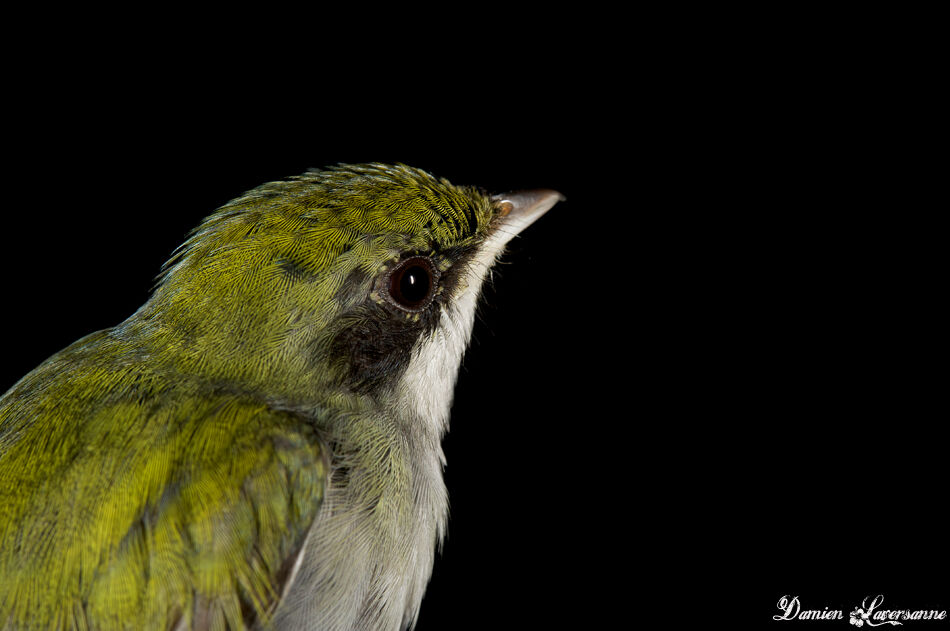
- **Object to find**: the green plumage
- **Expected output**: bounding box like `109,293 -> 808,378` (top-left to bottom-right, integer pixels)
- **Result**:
0,163 -> 551,630
0,330 -> 326,629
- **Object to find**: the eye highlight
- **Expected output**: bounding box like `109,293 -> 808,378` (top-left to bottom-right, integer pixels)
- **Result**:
385,256 -> 439,312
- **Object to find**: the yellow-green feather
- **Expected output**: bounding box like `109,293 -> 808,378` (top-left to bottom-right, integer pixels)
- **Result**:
0,163 -> 496,630
0,332 -> 326,630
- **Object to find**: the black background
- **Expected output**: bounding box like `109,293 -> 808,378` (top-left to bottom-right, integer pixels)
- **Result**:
1,8 -> 945,629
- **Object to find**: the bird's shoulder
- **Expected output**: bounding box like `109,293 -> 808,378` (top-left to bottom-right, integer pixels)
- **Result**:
0,332 -> 329,629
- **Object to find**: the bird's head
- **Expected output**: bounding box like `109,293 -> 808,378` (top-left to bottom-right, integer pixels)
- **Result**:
132,163 -> 561,431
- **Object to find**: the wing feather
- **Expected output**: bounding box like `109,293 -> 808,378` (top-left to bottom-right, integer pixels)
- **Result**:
0,384 -> 327,631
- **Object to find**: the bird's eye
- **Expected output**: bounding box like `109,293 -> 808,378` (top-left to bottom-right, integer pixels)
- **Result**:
386,256 -> 439,312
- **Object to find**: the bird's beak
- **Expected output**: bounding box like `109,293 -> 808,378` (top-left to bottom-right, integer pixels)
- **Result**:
491,189 -> 565,239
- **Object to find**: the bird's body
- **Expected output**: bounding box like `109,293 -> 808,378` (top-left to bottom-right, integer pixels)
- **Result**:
0,164 -> 561,630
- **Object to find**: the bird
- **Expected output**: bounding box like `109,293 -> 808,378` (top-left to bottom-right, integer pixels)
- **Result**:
0,162 -> 563,631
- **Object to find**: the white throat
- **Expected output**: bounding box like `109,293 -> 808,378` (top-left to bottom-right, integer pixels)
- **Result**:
397,225 -> 514,438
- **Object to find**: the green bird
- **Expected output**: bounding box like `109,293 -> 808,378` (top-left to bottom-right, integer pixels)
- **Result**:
0,163 -> 562,631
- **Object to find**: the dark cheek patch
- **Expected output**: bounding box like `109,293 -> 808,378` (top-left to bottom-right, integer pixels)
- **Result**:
328,304 -> 438,394
324,243 -> 483,395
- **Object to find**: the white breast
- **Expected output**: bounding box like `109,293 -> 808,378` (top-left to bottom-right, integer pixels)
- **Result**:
271,214 -> 527,630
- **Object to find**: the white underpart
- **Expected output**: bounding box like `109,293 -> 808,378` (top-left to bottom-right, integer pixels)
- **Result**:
383,222 -> 521,626
400,255 -> 492,436
272,216 -> 537,631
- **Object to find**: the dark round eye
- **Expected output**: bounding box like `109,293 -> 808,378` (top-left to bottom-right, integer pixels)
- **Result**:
387,256 -> 438,311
